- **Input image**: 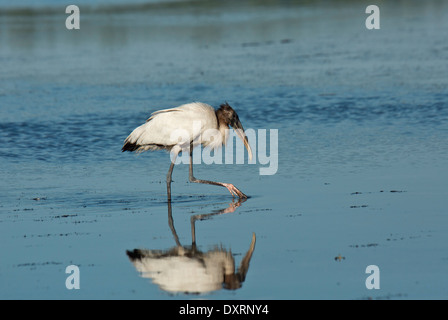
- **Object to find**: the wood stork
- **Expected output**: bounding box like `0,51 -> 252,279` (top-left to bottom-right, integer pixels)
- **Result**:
122,102 -> 253,200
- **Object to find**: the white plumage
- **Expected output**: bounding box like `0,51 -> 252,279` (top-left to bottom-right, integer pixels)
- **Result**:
123,102 -> 227,154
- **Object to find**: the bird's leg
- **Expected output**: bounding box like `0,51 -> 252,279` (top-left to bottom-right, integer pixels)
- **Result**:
188,143 -> 248,199
166,161 -> 175,202
166,151 -> 178,202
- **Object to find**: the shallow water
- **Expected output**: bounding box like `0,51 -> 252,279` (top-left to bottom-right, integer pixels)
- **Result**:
1,0 -> 448,299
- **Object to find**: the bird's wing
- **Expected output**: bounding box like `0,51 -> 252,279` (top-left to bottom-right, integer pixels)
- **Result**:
125,102 -> 217,151
146,107 -> 180,122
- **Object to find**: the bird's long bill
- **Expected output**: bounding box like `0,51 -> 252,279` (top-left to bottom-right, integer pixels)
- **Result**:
232,120 -> 253,161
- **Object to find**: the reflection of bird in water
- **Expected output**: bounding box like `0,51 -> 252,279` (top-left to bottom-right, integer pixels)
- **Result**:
122,102 -> 253,200
127,234 -> 256,293
126,200 -> 256,293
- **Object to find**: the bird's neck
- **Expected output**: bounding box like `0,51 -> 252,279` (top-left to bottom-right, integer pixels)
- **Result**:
216,109 -> 230,146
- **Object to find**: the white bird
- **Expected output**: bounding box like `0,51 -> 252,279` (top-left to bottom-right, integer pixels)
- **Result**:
122,102 -> 253,200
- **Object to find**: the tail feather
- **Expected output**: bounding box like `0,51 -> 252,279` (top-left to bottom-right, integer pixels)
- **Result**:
122,139 -> 170,153
122,140 -> 139,152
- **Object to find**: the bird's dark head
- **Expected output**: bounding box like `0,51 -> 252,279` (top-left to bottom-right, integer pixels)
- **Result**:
217,102 -> 253,160
218,102 -> 240,128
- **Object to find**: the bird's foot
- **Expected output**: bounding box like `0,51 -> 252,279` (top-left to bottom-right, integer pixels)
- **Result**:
222,183 -> 248,199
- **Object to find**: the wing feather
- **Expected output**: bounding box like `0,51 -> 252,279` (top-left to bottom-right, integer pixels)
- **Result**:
122,102 -> 218,153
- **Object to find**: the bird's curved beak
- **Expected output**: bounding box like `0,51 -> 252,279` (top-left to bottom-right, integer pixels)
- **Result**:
232,119 -> 253,161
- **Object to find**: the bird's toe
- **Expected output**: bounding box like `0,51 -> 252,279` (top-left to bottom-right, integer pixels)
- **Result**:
223,183 -> 247,199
